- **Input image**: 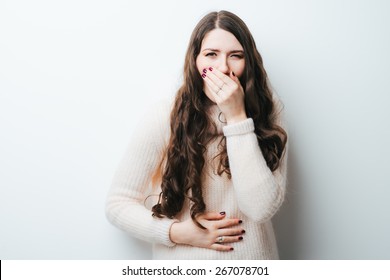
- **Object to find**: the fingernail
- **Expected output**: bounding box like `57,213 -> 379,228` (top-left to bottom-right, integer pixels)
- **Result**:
209,67 -> 213,71
239,236 -> 243,240
203,68 -> 207,73
239,220 -> 243,224
202,74 -> 206,78
219,211 -> 226,215
230,247 -> 234,251
232,71 -> 236,76
241,230 -> 246,234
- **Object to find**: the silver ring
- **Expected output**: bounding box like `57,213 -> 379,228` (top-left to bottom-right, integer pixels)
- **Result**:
217,236 -> 224,243
217,83 -> 224,93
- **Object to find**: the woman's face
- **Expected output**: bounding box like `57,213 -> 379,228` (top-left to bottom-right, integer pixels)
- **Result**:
196,28 -> 245,102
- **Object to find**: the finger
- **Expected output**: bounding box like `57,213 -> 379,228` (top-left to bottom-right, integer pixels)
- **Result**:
229,70 -> 241,85
210,243 -> 234,252
206,69 -> 242,99
200,211 -> 226,221
218,227 -> 245,237
204,68 -> 226,89
208,67 -> 236,87
203,74 -> 222,94
215,235 -> 243,244
214,218 -> 242,229
203,79 -> 223,103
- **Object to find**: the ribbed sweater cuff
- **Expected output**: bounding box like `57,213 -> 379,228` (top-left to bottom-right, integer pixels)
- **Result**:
223,118 -> 254,137
154,218 -> 179,247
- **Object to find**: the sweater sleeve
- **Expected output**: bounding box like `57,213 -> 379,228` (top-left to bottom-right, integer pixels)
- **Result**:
105,100 -> 178,247
222,98 -> 288,223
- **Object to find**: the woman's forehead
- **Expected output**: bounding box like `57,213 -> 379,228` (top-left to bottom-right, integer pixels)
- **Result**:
201,28 -> 243,51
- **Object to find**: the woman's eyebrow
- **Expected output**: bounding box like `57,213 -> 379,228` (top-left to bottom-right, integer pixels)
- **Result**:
202,48 -> 244,53
202,48 -> 220,52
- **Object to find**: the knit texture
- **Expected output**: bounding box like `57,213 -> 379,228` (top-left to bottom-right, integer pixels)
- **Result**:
106,97 -> 288,259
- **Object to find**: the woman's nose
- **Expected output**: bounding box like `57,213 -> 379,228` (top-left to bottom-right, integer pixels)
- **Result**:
217,58 -> 230,74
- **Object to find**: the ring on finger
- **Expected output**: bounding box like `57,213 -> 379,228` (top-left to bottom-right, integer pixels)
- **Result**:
216,236 -> 224,243
217,84 -> 224,94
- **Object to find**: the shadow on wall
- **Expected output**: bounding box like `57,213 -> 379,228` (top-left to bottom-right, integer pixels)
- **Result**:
273,139 -> 304,260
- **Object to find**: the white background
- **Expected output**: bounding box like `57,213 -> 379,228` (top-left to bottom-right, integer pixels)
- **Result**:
1,0 -> 389,259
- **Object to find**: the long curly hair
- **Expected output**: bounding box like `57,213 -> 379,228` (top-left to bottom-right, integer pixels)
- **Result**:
151,11 -> 287,226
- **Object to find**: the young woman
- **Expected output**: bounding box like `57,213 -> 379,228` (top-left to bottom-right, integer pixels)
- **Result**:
106,10 -> 288,259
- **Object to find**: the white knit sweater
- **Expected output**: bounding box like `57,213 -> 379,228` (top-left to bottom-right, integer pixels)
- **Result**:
106,98 -> 287,259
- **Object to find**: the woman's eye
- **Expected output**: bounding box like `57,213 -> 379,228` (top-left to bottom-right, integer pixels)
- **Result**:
205,52 -> 216,57
231,54 -> 244,58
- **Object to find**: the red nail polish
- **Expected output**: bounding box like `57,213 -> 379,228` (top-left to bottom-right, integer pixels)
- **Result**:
239,236 -> 243,240
230,247 -> 234,251
203,68 -> 207,73
219,211 -> 226,215
209,67 -> 213,71
239,220 -> 243,224
241,230 -> 246,234
232,71 -> 236,76
202,74 -> 206,78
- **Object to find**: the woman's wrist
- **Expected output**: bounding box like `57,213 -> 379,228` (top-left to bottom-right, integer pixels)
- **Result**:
169,221 -> 183,244
226,111 -> 247,125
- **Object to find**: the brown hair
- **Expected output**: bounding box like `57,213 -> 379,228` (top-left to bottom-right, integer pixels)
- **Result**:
152,11 -> 287,226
